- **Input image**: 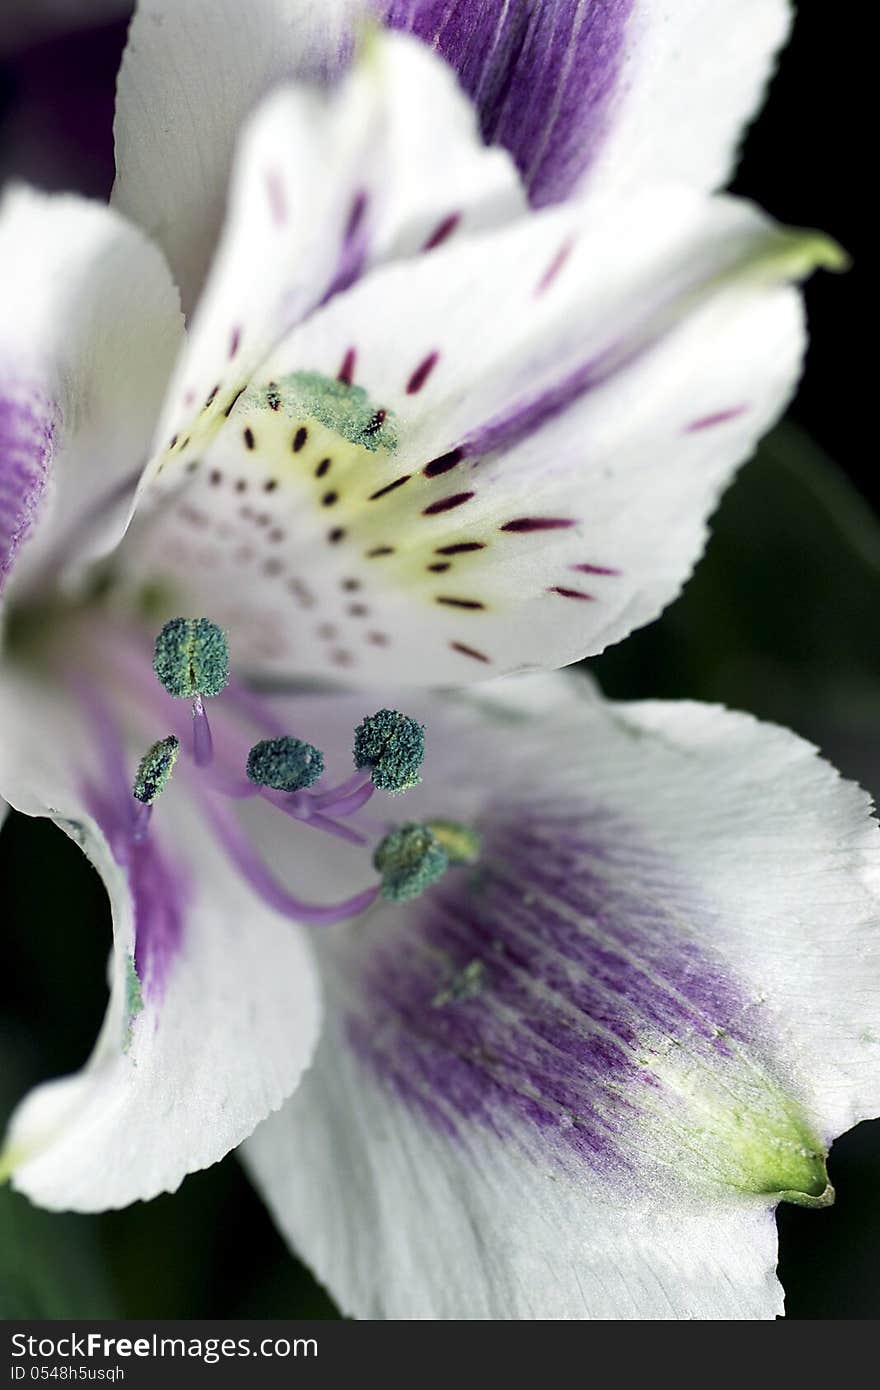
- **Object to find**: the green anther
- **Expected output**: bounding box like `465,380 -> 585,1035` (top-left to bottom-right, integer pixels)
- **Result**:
153,617 -> 229,699
353,709 -> 425,794
424,819 -> 481,864
247,736 -> 325,792
373,823 -> 449,902
133,735 -> 180,805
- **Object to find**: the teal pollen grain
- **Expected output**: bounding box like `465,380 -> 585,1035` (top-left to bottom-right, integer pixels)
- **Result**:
373,823 -> 449,902
253,370 -> 398,452
153,616 -> 230,699
353,709 -> 425,794
247,736 -> 325,792
133,735 -> 180,805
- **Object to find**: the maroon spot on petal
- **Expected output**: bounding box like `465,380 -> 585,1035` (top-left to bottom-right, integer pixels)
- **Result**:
292,426 -> 308,452
264,479 -> 278,493
406,351 -> 439,395
435,541 -> 485,556
235,479 -> 248,493
288,578 -> 316,608
204,384 -> 219,409
331,648 -> 354,667
423,447 -> 463,478
266,169 -> 287,225
428,562 -> 451,572
229,325 -> 242,359
685,406 -> 747,432
328,527 -> 346,544
341,577 -> 360,591
450,641 -> 490,663
169,433 -> 178,449
243,427 -> 255,450
423,491 -> 474,516
571,562 -> 620,576
185,459 -> 199,474
366,545 -> 394,557
316,457 -> 332,478
264,557 -> 283,577
337,347 -> 357,385
436,596 -> 485,609
535,238 -> 574,296
317,623 -> 338,640
422,212 -> 460,251
268,527 -> 285,543
321,490 -> 339,507
367,631 -> 389,646
347,602 -> 368,617
550,586 -> 595,600
369,474 -> 410,500
500,517 -> 576,533
183,389 -> 196,407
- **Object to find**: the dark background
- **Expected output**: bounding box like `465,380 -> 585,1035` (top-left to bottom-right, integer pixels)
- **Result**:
1,3 -> 876,1320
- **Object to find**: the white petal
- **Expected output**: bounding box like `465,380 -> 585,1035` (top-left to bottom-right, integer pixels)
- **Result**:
135,32 -> 523,480
244,678 -> 880,1318
0,671 -> 321,1212
120,187 -> 835,684
0,185 -> 182,599
581,0 -> 793,205
113,0 -> 359,315
381,0 -> 791,208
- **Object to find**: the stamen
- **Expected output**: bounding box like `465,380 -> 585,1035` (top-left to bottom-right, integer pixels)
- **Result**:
153,617 -> 230,699
133,735 -> 180,806
247,736 -> 325,792
353,709 -> 425,794
374,823 -> 449,901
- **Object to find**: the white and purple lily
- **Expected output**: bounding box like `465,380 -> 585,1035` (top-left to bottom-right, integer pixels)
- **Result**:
1,2 -> 876,1320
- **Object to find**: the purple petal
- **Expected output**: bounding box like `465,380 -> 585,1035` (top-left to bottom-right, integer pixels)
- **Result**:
0,383 -> 56,592
346,795 -> 758,1171
381,0 -> 634,205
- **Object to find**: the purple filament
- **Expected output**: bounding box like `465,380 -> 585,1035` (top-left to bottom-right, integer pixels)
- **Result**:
198,790 -> 380,927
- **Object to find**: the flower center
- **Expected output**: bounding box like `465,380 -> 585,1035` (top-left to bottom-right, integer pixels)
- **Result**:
117,616 -> 479,926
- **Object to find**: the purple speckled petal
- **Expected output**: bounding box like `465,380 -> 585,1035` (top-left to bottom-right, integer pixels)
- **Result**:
343,796 -> 804,1180
0,383 -> 57,593
382,0 -> 634,205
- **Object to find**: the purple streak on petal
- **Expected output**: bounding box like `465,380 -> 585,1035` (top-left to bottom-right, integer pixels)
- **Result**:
0,383 -> 56,592
345,797 -> 755,1170
685,406 -> 748,432
381,0 -> 635,206
71,671 -> 188,1002
317,190 -> 372,308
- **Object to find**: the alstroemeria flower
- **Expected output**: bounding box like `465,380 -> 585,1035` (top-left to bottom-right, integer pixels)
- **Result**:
0,10 -> 873,1321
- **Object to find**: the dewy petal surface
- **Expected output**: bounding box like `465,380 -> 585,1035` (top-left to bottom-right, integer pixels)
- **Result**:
0,186 -> 182,600
0,669 -> 321,1212
244,678 -> 880,1319
122,183 -> 835,684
